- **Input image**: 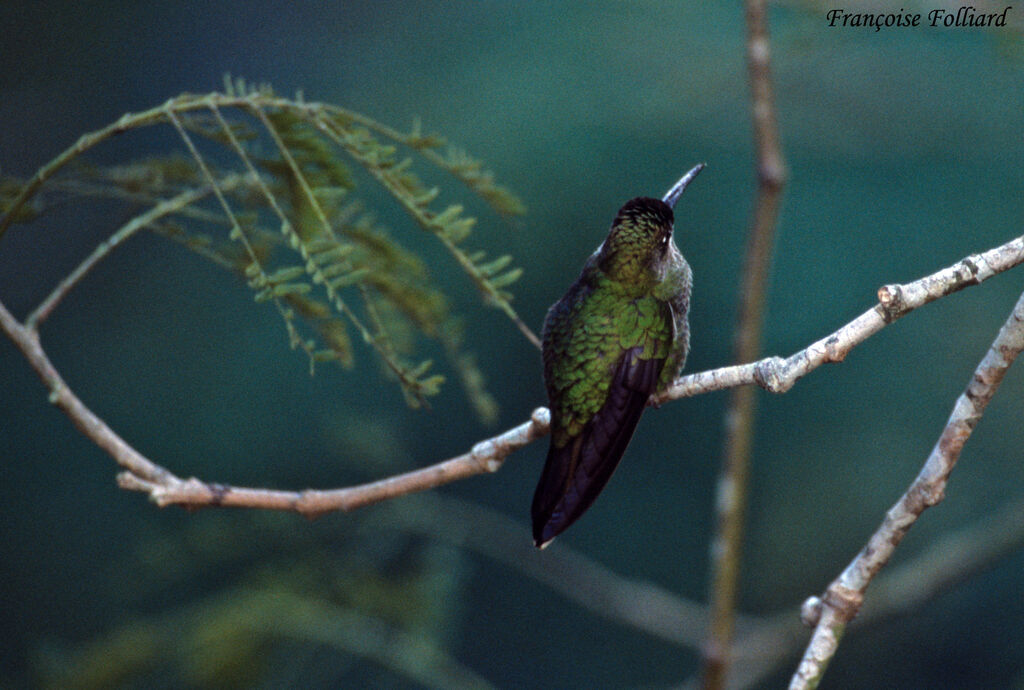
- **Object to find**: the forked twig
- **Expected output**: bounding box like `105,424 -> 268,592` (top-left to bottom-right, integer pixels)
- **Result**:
789,287 -> 1024,690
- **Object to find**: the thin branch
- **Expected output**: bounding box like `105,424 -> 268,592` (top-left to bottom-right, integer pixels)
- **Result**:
0,299 -> 174,486
0,107 -> 169,242
5,250 -> 1024,687
1,230 -> 1020,516
399,492 -> 1024,690
701,0 -> 787,687
204,99 -> 391,362
308,112 -> 542,350
10,87 -> 1020,688
25,176 -> 250,330
789,287 -> 1024,690
0,92 -> 539,349
400,490 -> 1024,689
725,495 -> 1024,690
386,494 -> 733,649
0,94 -> 308,241
857,495 -> 1024,624
654,231 -> 1024,404
113,408 -> 551,518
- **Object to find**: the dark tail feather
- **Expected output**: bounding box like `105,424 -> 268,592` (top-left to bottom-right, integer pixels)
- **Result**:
532,347 -> 662,547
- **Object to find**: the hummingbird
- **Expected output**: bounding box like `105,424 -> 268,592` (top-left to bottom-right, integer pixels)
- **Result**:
532,163 -> 704,548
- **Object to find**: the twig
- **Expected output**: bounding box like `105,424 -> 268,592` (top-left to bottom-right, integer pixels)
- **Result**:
724,495 -> 1024,690
0,301 -> 174,487
113,408 -> 550,518
0,94 -> 312,242
654,231 -> 1024,404
413,492 -> 1024,689
789,287 -> 1024,690
5,245 -> 1024,688
702,2 -> 786,683
858,494 -> 1024,623
386,494 -> 731,648
309,111 -> 542,349
25,177 -> 249,330
0,107 -> 168,242
1,231 -> 1021,515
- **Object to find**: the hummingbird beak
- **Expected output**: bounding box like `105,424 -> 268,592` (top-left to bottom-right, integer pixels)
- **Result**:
661,163 -> 706,209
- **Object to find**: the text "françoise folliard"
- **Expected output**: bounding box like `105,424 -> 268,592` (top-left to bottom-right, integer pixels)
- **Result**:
827,6 -> 1013,31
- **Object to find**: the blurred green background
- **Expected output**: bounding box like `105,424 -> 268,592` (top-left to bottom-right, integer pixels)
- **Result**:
1,1 -> 1022,688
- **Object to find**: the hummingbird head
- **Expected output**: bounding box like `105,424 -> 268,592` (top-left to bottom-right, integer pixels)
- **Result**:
597,163 -> 704,288
597,197 -> 677,285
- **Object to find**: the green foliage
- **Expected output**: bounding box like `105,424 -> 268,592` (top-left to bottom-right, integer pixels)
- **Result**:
0,80 -> 530,421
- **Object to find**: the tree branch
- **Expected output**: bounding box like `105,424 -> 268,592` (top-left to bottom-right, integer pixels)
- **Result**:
1,231 -> 1021,517
401,490 -> 1024,689
4,238 -> 1024,689
789,286 -> 1024,690
654,230 -> 1024,404
0,301 -> 175,487
114,408 -> 550,519
723,494 -> 1024,689
701,0 -> 787,686
386,494 -> 730,649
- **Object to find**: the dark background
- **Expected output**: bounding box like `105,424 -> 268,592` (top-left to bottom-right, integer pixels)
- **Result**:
1,2 -> 1022,687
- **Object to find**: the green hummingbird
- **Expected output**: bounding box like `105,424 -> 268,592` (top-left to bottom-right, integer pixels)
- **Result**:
532,163 -> 704,548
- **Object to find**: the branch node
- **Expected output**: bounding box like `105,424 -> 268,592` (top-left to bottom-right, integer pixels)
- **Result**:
758,157 -> 787,191
753,356 -> 788,392
530,406 -> 551,431
877,284 -> 905,321
822,582 -> 864,620
824,335 -> 847,363
205,480 -> 231,505
800,595 -> 823,626
922,483 -> 946,508
296,492 -> 332,520
961,254 -> 983,282
471,439 -> 500,472
116,470 -> 156,493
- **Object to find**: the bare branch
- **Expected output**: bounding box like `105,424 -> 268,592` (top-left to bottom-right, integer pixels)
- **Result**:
1,230 -> 1021,518
5,245 -> 1024,689
0,300 -> 174,487
701,0 -> 787,686
789,287 -> 1024,690
388,494 -> 732,649
655,231 -> 1024,404
114,408 -> 550,518
724,494 -> 1024,690
858,495 -> 1024,624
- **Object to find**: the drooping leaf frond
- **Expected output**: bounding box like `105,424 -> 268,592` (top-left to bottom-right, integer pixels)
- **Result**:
0,83 -> 530,420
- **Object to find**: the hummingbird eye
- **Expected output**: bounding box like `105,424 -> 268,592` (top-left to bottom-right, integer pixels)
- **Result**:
658,233 -> 670,252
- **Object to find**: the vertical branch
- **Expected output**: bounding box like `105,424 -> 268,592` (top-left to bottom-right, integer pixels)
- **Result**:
701,1 -> 787,687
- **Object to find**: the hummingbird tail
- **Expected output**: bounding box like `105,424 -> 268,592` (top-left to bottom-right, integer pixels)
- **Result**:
531,347 -> 662,547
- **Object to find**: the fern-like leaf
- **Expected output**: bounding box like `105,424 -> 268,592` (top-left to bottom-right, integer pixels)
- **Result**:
0,84 -> 531,418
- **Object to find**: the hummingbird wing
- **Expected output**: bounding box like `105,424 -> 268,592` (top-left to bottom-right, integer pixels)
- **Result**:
532,345 -> 664,548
